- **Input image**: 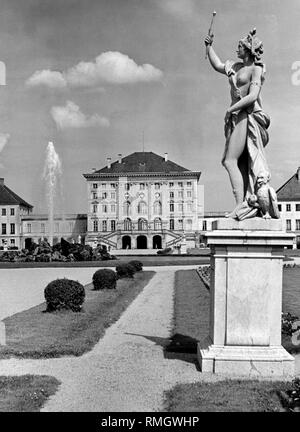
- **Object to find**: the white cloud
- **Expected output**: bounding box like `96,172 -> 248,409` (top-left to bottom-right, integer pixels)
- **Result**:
0,133 -> 10,153
27,70 -> 67,88
27,52 -> 163,89
51,101 -> 110,129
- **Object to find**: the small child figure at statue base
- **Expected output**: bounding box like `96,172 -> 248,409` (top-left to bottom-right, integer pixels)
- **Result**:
255,170 -> 280,219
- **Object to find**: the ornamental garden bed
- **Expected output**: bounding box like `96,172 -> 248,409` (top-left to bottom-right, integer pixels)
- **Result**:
0,271 -> 154,359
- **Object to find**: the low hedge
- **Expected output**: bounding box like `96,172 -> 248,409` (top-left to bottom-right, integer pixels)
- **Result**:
116,263 -> 136,279
44,278 -> 85,312
92,269 -> 117,290
128,260 -> 143,272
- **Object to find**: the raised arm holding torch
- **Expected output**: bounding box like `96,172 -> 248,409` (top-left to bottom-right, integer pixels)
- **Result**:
205,11 -> 216,59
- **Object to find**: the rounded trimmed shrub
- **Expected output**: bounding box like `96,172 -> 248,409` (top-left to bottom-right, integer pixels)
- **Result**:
116,263 -> 136,279
128,260 -> 143,272
44,278 -> 85,312
92,269 -> 117,290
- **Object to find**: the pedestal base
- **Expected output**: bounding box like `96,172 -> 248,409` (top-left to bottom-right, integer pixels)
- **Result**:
198,337 -> 294,378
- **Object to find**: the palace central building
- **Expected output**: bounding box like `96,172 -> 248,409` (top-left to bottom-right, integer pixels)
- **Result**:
83,152 -> 203,250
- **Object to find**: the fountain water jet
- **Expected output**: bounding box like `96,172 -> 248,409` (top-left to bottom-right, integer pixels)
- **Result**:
43,141 -> 62,246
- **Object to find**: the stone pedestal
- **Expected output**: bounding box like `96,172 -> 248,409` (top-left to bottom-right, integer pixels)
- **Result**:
198,218 -> 295,378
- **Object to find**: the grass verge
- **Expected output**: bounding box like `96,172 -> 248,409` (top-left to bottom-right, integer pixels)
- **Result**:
0,271 -> 154,359
166,269 -> 209,357
0,375 -> 60,412
282,267 -> 300,354
164,269 -> 294,412
165,379 -> 290,412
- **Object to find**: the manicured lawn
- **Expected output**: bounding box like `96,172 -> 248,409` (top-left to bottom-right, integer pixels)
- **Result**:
0,271 -> 154,359
282,267 -> 300,354
164,269 -> 299,412
0,375 -> 60,412
165,379 -> 290,412
166,269 -> 209,357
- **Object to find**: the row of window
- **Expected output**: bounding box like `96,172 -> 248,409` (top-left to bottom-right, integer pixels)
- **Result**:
91,190 -> 194,200
123,201 -> 162,215
279,204 -> 300,212
92,204 -> 116,214
92,181 -> 193,191
121,218 -> 191,231
93,220 -> 116,232
170,191 -> 192,198
1,208 -> 15,216
1,223 -> 15,234
286,219 -> 300,231
92,217 -> 193,232
1,238 -> 15,245
92,183 -> 117,189
92,201 -> 194,215
25,222 -> 75,234
170,202 -> 193,212
92,192 -> 116,200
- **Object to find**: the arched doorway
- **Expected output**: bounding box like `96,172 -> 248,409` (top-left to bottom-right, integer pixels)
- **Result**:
122,236 -> 131,249
137,235 -> 147,249
153,235 -> 162,249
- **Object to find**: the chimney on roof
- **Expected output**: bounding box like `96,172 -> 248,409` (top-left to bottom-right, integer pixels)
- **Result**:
164,152 -> 168,162
297,167 -> 300,181
107,157 -> 111,169
92,168 -> 96,173
118,153 -> 122,163
0,178 -> 4,185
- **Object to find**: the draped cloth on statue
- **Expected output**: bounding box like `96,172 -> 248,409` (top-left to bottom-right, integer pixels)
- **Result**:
223,60 -> 271,219
224,107 -> 270,198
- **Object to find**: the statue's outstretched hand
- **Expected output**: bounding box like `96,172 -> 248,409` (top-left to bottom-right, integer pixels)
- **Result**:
204,35 -> 214,46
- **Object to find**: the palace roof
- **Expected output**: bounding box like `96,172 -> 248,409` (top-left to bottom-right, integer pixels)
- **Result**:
0,179 -> 33,208
83,152 -> 201,179
276,168 -> 300,201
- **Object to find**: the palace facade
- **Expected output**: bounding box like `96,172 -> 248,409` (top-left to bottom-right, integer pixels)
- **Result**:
0,177 -> 87,250
0,151 -> 208,251
0,178 -> 33,249
276,167 -> 300,248
21,214 -> 87,249
83,152 -> 203,250
4,161 -> 300,252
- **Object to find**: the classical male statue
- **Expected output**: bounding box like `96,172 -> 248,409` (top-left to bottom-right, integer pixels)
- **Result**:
204,28 -> 279,220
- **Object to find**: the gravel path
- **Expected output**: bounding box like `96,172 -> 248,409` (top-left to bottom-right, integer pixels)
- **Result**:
0,267 -> 205,412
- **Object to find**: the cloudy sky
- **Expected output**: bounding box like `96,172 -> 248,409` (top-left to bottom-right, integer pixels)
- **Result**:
0,0 -> 300,213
